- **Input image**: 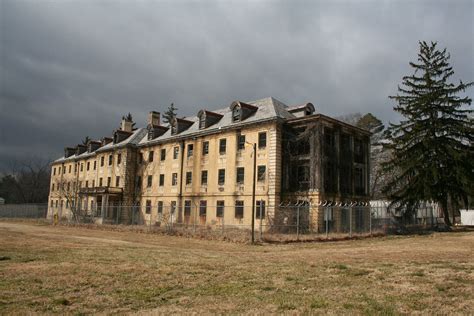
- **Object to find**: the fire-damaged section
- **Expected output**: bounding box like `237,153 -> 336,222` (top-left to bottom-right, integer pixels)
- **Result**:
281,114 -> 370,202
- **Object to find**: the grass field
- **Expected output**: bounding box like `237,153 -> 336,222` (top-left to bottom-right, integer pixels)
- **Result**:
0,221 -> 473,314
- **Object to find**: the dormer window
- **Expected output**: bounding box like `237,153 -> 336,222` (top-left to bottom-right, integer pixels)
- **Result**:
230,101 -> 258,122
232,107 -> 241,122
171,124 -> 178,135
197,110 -> 223,129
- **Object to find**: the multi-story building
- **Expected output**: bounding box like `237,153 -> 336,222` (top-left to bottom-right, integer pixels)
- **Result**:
48,97 -> 370,230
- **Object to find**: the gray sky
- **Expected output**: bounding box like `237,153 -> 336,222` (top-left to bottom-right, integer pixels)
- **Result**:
1,0 -> 473,169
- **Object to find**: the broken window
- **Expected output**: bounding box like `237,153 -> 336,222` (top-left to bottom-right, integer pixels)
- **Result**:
145,200 -> 151,214
237,134 -> 245,150
257,165 -> 266,181
172,173 -> 178,186
202,141 -> 209,155
187,144 -> 193,158
258,132 -> 267,149
184,200 -> 191,217
201,170 -> 208,185
186,172 -> 192,185
147,175 -> 152,187
173,146 -> 179,159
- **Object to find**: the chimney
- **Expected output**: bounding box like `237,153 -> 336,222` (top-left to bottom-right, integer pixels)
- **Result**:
120,113 -> 135,132
148,111 -> 160,127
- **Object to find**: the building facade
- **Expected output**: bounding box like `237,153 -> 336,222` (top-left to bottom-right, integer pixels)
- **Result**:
48,97 -> 370,229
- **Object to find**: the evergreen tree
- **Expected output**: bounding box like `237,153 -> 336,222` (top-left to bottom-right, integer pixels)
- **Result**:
162,103 -> 178,124
81,136 -> 91,146
383,41 -> 473,226
356,113 -> 387,198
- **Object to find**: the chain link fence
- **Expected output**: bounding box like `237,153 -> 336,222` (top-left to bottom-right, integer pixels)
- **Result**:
42,200 -> 442,242
0,204 -> 48,219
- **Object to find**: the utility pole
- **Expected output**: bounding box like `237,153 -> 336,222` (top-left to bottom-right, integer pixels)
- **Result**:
251,143 -> 256,244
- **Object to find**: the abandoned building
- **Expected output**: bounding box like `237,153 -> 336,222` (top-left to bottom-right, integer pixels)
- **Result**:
48,97 -> 370,231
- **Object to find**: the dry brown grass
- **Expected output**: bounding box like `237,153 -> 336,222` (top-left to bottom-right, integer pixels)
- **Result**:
0,221 -> 473,314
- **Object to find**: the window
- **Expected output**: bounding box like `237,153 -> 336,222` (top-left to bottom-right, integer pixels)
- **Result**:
184,200 -> 191,217
87,161 -> 90,171
256,200 -> 266,218
58,166 -> 61,175
237,134 -> 245,150
78,181 -> 82,188
258,132 -> 267,149
149,151 -> 154,162
69,165 -> 71,173
202,141 -> 209,155
53,167 -> 56,176
92,180 -> 95,187
107,177 -> 111,187
219,138 -> 226,154
172,173 -> 178,186
50,200 -> 53,207
63,166 -> 66,173
216,200 -> 224,218
67,182 -> 70,191
186,172 -> 192,185
145,200 -> 152,214
117,153 -> 122,165
355,167 -> 365,195
147,175 -> 153,187
187,144 -> 193,158
160,148 -> 166,161
109,155 -> 113,165
258,165 -> 266,181
52,183 -> 55,191
201,170 -> 208,185
173,146 -> 179,159
236,167 -> 245,184
138,153 -> 143,164
116,176 -> 120,187
93,161 -> 97,170
80,163 -> 83,172
232,107 -> 241,122
199,115 -> 206,129
199,200 -> 207,217
170,201 -> 176,215
55,200 -> 58,208
159,174 -> 165,186
235,201 -> 244,218
218,169 -> 225,185
157,201 -> 163,216
85,180 -> 88,188
99,178 -> 103,186
101,156 -> 105,166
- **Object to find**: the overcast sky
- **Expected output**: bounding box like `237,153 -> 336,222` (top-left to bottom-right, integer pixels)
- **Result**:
0,0 -> 473,169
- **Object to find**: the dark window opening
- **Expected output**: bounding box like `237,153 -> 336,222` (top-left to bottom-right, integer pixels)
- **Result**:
184,200 -> 191,217
218,169 -> 225,185
258,132 -> 267,149
236,167 -> 245,184
186,172 -> 192,185
160,148 -> 166,161
235,201 -> 244,219
237,134 -> 245,150
257,165 -> 266,181
159,174 -> 165,186
145,200 -> 151,214
219,139 -> 226,154
149,151 -> 154,162
187,144 -> 193,158
202,141 -> 209,155
216,200 -> 224,217
201,170 -> 208,185
147,175 -> 153,187
199,200 -> 207,217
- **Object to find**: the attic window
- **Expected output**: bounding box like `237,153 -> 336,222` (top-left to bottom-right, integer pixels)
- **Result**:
232,107 -> 241,122
199,115 -> 206,129
171,124 -> 177,135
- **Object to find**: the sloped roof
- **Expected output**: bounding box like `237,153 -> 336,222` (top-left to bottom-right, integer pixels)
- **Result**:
138,97 -> 295,146
54,128 -> 147,163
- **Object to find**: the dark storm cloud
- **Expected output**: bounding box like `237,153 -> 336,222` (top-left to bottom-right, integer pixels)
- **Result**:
1,0 -> 473,168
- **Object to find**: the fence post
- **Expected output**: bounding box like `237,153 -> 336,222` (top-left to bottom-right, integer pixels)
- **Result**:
369,205 -> 372,236
296,205 -> 300,241
259,201 -> 263,241
349,207 -> 353,238
325,207 -> 329,238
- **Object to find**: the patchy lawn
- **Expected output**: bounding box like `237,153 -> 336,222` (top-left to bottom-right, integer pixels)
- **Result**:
0,221 -> 473,314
